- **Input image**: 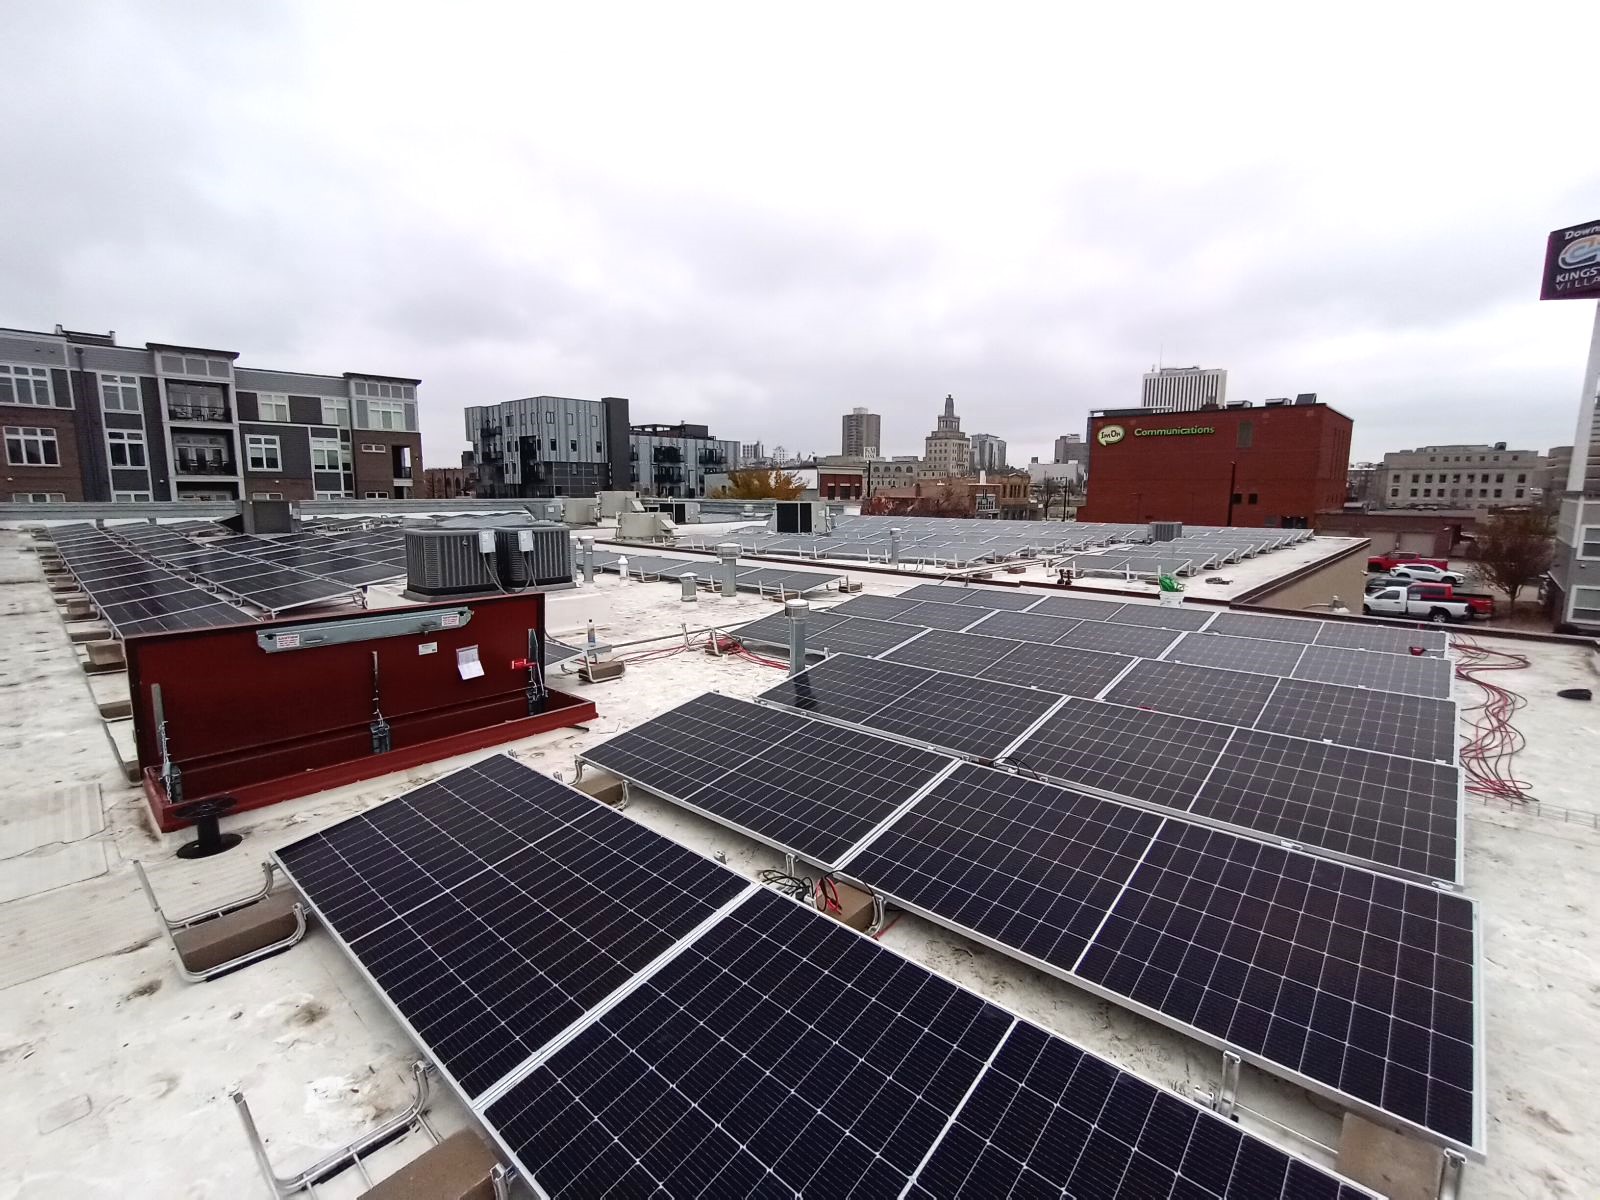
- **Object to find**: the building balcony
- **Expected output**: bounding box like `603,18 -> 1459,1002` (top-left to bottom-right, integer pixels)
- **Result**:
167,403 -> 231,423
394,466 -> 413,480
173,458 -> 237,476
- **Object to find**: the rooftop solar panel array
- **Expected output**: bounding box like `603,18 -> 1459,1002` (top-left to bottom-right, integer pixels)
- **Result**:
277,755 -> 1375,1197
49,526 -> 251,637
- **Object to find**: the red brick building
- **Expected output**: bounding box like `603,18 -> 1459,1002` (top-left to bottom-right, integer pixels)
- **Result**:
1078,401 -> 1351,527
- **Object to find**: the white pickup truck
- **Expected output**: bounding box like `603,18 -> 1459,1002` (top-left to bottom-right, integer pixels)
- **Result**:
1363,583 -> 1482,623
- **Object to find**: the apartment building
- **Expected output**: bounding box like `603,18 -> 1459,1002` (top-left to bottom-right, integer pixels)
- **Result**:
1,324 -> 422,503
969,433 -> 1007,471
841,408 -> 881,457
1380,443 -> 1541,509
466,396 -> 738,498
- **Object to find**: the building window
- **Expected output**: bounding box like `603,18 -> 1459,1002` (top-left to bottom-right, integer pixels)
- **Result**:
1423,488 -> 1431,497
158,354 -> 230,378
256,393 -> 291,421
1230,493 -> 1242,505
1515,488 -> 1525,499
107,429 -> 147,468
549,438 -> 557,451
1389,488 -> 1399,497
364,490 -> 389,499
351,380 -> 414,400
1409,489 -> 1418,497
100,374 -> 142,412
1479,488 -> 1488,497
311,437 -> 343,471
0,364 -> 56,408
12,492 -> 66,502
360,443 -> 385,452
570,439 -> 577,452
1424,474 -> 1432,483
322,397 -> 350,426
1236,421 -> 1253,448
1495,473 -> 1504,483
112,491 -> 151,502
315,490 -> 344,500
250,491 -> 284,500
245,434 -> 281,471
1247,493 -> 1258,504
596,441 -> 603,453
4,426 -> 59,466
1517,473 -> 1527,484
367,398 -> 405,430
1573,587 -> 1600,624
1410,474 -> 1419,483
1493,489 -> 1503,498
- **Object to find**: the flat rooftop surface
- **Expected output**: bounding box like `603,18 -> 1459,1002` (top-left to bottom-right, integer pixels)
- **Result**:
1,526 -> 1597,1197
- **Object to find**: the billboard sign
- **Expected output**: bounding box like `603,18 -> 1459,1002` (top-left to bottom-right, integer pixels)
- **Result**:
1097,424 -> 1126,446
1541,218 -> 1600,301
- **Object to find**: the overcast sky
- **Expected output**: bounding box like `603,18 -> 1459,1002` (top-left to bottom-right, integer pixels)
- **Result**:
2,3 -> 1596,468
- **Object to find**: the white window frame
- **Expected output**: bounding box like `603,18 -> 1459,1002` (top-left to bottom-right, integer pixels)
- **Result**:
1573,586 -> 1600,624
310,437 -> 344,472
256,393 -> 291,422
321,397 -> 350,426
1579,526 -> 1600,559
12,492 -> 66,502
4,425 -> 60,467
367,398 -> 405,430
0,363 -> 56,408
364,490 -> 389,499
314,490 -> 345,500
360,443 -> 386,453
352,380 -> 415,401
250,491 -> 284,500
99,373 -> 142,412
112,491 -> 152,503
245,433 -> 281,472
158,353 -> 230,379
107,429 -> 147,469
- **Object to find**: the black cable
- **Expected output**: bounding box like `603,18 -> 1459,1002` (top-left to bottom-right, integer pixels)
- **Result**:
758,867 -> 812,901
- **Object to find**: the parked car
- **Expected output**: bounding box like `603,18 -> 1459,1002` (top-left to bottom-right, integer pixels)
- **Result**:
1364,582 -> 1493,622
1384,562 -> 1465,586
1366,551 -> 1450,573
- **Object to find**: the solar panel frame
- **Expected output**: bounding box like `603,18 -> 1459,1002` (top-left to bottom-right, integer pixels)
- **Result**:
1164,631 -> 1310,677
881,628 -> 1026,677
979,641 -> 1136,697
1255,677 -> 1458,764
1315,621 -> 1450,655
1023,594 -> 1128,621
1106,602 -> 1217,631
1294,643 -> 1454,699
1050,619 -> 1186,659
1105,658 -> 1280,727
962,609 -> 1083,643
1204,610 -> 1324,644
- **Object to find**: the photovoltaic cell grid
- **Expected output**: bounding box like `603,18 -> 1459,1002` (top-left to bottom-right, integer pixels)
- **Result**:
1164,632 -> 1309,677
486,886 -> 1371,1199
580,692 -> 953,867
1257,677 -> 1456,763
50,528 -> 250,637
978,641 -> 1135,697
1315,621 -> 1450,655
275,755 -> 749,1099
1294,644 -> 1454,700
837,767 -> 1480,1153
760,654 -> 1063,761
1107,659 -> 1280,728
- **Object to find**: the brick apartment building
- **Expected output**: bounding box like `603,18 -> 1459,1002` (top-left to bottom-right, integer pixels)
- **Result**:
1078,399 -> 1351,527
0,324 -> 422,503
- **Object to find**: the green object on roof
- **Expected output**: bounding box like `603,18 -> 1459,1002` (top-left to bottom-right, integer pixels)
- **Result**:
1158,573 -> 1184,592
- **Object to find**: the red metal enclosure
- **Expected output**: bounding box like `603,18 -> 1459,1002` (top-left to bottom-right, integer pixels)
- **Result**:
128,593 -> 596,831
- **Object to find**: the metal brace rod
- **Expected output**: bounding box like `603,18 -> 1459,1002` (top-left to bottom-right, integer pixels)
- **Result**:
1215,1050 -> 1242,1119
1436,1149 -> 1466,1200
867,893 -> 886,936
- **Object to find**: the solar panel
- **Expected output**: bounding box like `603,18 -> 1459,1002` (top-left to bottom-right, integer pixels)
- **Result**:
1294,644 -> 1454,699
838,767 -> 1480,1154
1204,610 -> 1323,644
963,609 -> 1082,643
543,638 -> 582,666
1191,730 -> 1460,882
1004,698 -> 1233,811
1256,677 -> 1457,763
1044,619 -> 1180,659
1103,602 -> 1215,631
1165,631 -> 1309,677
275,755 -> 749,1099
892,600 -> 989,630
896,583 -> 990,605
944,588 -> 1041,610
882,628 -> 1025,677
1024,594 -> 1127,621
759,654 -> 932,725
811,616 -> 925,657
1077,823 -> 1478,1151
820,594 -> 920,621
731,608 -> 847,649
844,764 -> 1160,969
581,694 -> 953,866
484,887 -> 1011,1196
1106,659 -> 1279,727
1315,622 -> 1450,655
980,641 -> 1134,697
906,1019 -> 1374,1200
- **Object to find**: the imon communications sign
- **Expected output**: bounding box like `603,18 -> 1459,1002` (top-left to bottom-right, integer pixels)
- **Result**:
1134,426 -> 1215,438
1541,218 -> 1600,301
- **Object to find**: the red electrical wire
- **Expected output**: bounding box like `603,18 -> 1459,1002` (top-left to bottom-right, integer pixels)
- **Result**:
873,912 -> 903,940
1450,634 -> 1536,804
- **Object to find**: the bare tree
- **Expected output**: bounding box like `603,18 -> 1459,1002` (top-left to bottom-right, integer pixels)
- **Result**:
1038,477 -> 1063,520
1471,510 -> 1554,616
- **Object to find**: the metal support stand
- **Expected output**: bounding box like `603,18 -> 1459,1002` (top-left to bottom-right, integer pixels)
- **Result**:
524,629 -> 547,714
369,651 -> 391,754
867,893 -> 886,936
1215,1050 -> 1242,1120
133,860 -> 307,983
153,683 -> 182,806
784,852 -> 797,879
232,1062 -> 438,1198
1436,1149 -> 1466,1200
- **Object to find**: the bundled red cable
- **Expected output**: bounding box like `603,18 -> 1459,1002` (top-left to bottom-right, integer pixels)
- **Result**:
1450,634 -> 1536,804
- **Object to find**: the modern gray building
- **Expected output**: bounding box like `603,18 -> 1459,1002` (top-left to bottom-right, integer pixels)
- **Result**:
465,397 -> 738,498
1,323 -> 422,504
841,407 -> 881,457
969,433 -> 1007,472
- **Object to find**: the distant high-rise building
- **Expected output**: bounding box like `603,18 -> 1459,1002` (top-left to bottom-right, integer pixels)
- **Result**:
841,407 -> 881,457
739,441 -> 766,466
1053,434 -> 1088,468
969,433 -> 1007,472
922,394 -> 971,476
1141,366 -> 1228,411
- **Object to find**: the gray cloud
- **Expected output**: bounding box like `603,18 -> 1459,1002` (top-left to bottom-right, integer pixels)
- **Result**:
1,2 -> 1595,474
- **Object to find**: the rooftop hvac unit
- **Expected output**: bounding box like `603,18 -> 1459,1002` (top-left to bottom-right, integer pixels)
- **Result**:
494,525 -> 574,588
617,511 -> 677,541
1294,392 -> 1318,405
562,496 -> 600,525
403,524 -> 574,598
1148,521 -> 1184,542
775,500 -> 826,534
1263,398 -> 1289,408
